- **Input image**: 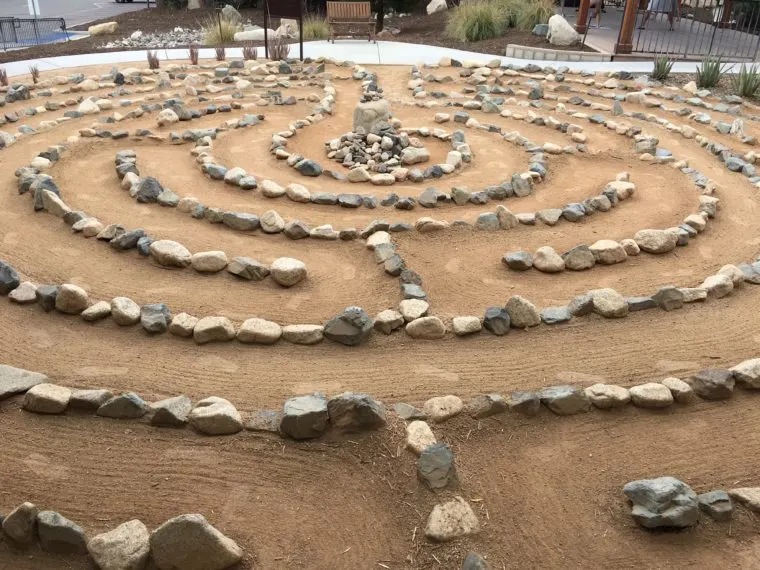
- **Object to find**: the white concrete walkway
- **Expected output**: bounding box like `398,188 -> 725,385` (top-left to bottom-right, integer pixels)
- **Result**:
1,39 -> 748,78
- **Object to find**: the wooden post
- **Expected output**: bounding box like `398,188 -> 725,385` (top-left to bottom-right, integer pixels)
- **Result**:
615,0 -> 639,54
718,0 -> 733,28
576,0 -> 591,34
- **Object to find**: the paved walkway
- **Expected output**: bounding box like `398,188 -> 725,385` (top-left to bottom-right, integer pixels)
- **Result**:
2,0 -> 145,28
1,39 -> 749,78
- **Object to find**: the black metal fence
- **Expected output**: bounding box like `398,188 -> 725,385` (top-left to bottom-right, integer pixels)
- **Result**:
0,17 -> 69,51
623,0 -> 760,59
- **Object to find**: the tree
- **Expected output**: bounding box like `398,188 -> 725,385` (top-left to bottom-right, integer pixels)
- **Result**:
372,0 -> 420,32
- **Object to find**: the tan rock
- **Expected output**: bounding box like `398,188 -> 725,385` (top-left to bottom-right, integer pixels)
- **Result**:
629,382 -> 674,408
584,383 -> 630,409
237,318 -> 282,344
405,420 -> 436,454
193,316 -> 235,344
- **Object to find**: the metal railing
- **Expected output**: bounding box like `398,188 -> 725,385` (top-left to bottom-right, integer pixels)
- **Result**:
621,0 -> 760,59
0,17 -> 69,51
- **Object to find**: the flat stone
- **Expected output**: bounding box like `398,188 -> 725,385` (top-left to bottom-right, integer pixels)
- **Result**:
406,420 -> 436,454
540,385 -> 590,415
227,257 -> 269,281
244,410 -> 282,433
728,488 -> 760,512
193,316 -> 235,344
9,281 -> 37,304
629,382 -> 674,408
149,514 -> 243,570
327,392 -> 386,433
0,364 -> 48,400
585,384 -> 630,409
37,510 -> 87,554
188,396 -> 242,435
150,395 -> 192,427
418,443 -> 457,489
280,393 -> 329,439
425,497 -> 480,542
540,306 -> 571,325
688,369 -> 734,400
23,383 -> 71,414
87,519 -> 150,570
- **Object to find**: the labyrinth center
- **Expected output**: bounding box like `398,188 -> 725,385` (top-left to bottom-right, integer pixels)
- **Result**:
2,56 -> 760,568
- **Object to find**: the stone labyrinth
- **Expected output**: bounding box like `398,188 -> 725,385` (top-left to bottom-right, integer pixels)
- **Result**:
3,57 -> 760,346
3,52 -> 760,568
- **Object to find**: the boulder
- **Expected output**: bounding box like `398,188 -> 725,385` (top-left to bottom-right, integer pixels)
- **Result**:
23,383 -> 71,414
629,382 -> 674,408
188,397 -> 242,435
150,514 -> 243,570
584,384 -> 630,409
425,497 -> 480,541
353,99 -> 391,134
540,385 -> 590,415
2,502 -> 38,545
427,0 -> 448,15
547,15 -> 580,47
150,395 -> 192,427
323,306 -> 373,346
37,510 -> 87,554
220,4 -> 242,25
418,443 -> 456,489
406,420 -> 436,454
688,369 -> 734,400
87,519 -> 150,570
327,392 -> 386,433
193,317 -> 235,344
423,395 -> 464,422
270,257 -> 307,287
280,393 -> 329,439
623,477 -> 699,528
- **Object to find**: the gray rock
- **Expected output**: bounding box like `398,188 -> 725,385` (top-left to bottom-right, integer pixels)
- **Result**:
623,477 -> 698,528
462,552 -> 489,570
2,502 -> 38,545
568,294 -> 594,316
280,393 -> 329,440
295,159 -> 322,177
540,386 -> 590,415
698,490 -> 733,521
653,286 -> 684,311
135,176 -> 163,203
0,364 -> 47,400
483,307 -> 510,335
323,306 -> 373,346
468,393 -> 507,418
70,389 -> 113,411
0,259 -> 20,295
393,402 -> 425,420
150,395 -> 192,427
37,510 -> 87,554
284,220 -> 310,239
688,369 -> 734,400
35,284 -> 58,311
418,443 -> 457,489
222,211 -> 259,231
140,303 -> 171,333
149,514 -> 243,570
508,391 -> 540,416
96,392 -> 149,419
327,392 -> 386,433
87,519 -> 150,570
502,251 -> 533,271
401,283 -> 427,300
540,307 -> 571,324
227,257 -> 269,281
627,296 -> 657,311
562,245 -> 595,271
244,410 -> 282,433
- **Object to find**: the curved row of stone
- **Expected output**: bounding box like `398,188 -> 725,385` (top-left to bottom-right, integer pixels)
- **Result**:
0,498 -> 242,570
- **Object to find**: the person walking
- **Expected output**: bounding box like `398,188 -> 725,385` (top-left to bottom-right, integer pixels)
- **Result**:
639,0 -> 676,30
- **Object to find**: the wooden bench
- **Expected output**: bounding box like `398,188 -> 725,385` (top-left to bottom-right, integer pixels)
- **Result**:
326,1 -> 375,43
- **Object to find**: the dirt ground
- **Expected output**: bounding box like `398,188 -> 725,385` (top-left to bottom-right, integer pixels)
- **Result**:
0,7 -> 593,65
1,58 -> 760,569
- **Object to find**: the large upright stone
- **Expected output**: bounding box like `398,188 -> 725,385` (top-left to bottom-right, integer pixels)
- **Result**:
353,99 -> 391,134
623,477 -> 698,528
87,519 -> 150,570
327,392 -> 386,432
323,306 -> 373,346
280,393 -> 329,439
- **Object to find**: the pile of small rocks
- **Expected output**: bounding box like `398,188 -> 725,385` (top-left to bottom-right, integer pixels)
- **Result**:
0,501 -> 242,570
101,27 -> 204,49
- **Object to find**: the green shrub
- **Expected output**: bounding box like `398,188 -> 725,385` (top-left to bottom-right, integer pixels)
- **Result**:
730,63 -> 760,98
303,15 -> 329,40
513,0 -> 554,31
696,55 -> 731,89
445,0 -> 506,42
202,15 -> 240,45
651,55 -> 674,82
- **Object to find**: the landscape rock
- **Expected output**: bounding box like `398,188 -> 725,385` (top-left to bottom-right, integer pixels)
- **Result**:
270,257 -> 307,287
282,324 -> 324,344
87,519 -> 150,570
327,392 -> 387,433
452,316 -> 482,336
533,246 -> 565,273
0,259 -> 20,295
468,393 -> 508,418
23,383 -> 71,414
661,377 -> 695,403
418,443 -> 456,489
150,240 -> 192,268
193,316 -> 235,344
111,296 -> 141,325
698,490 -> 733,521
589,240 -> 627,265
425,496 -> 480,541
483,307 -> 510,335
727,488 -> 760,512
150,514 -> 243,570
191,251 -> 228,273
406,316 -> 446,339
688,369 -> 734,400
97,393 -> 148,419
547,14 -> 580,46
323,306 -> 373,346
37,510 -> 87,554
584,384 -> 630,409
730,358 -> 760,388
505,295 -> 540,328
70,389 -> 113,410
634,229 -> 678,254
280,393 -> 329,439
168,312 -> 198,337
150,395 -> 192,427
590,288 -> 628,318
406,420 -> 436,454
237,318 -> 282,344
55,284 -> 89,314
423,395 -> 464,422
623,477 -> 698,528
508,391 -> 541,415
0,364 -> 47,400
374,309 -> 404,334
629,382 -> 674,408
188,396 -> 242,435
2,502 -> 38,545
540,385 -> 590,415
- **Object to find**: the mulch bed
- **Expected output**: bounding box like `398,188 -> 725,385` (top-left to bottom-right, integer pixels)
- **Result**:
0,7 -> 595,65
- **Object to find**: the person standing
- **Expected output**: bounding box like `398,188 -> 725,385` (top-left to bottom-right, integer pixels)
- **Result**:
639,0 -> 676,30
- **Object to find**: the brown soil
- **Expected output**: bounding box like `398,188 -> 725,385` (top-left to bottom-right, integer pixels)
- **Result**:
0,7 -> 593,65
1,59 -> 760,569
